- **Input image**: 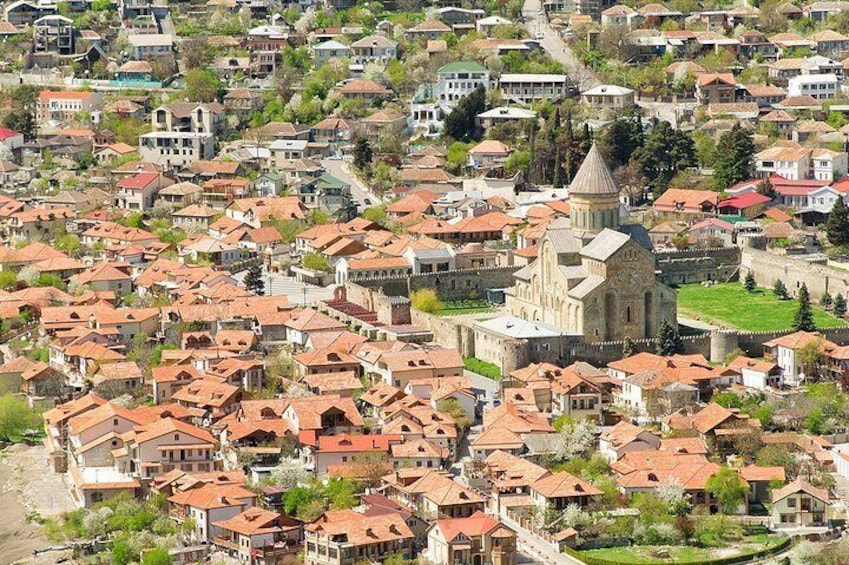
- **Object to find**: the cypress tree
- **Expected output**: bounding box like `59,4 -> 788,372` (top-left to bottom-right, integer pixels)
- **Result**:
773,279 -> 788,300
826,197 -> 849,248
793,283 -> 816,332
244,263 -> 265,296
744,272 -> 756,292
822,292 -> 833,310
835,294 -> 847,317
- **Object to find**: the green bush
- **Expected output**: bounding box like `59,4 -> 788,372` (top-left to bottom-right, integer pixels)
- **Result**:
564,537 -> 791,565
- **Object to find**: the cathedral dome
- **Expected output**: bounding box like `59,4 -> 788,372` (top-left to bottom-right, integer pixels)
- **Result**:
568,143 -> 620,196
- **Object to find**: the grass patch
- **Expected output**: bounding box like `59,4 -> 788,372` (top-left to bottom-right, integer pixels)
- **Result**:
435,300 -> 494,316
577,535 -> 787,564
463,357 -> 502,380
677,283 -> 846,332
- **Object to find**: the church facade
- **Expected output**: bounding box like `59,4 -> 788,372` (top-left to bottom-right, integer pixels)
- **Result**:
506,145 -> 677,343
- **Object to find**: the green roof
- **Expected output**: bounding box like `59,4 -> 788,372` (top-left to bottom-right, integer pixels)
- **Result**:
317,173 -> 347,189
438,61 -> 488,74
718,214 -> 748,223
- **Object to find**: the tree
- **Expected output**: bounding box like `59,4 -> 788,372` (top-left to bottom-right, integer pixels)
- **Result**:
600,110 -> 644,168
141,548 -> 173,565
352,137 -> 373,171
244,263 -> 265,296
437,398 -> 471,433
822,292 -> 833,310
444,85 -> 485,140
793,283 -> 816,332
836,293 -> 847,317
410,288 -> 442,313
773,279 -> 788,300
756,176 -> 776,199
656,477 -> 690,517
553,419 -> 596,461
705,467 -> 748,514
349,453 -> 391,488
743,272 -> 756,292
826,196 -> 849,248
655,320 -> 683,356
633,121 -> 695,197
301,253 -> 331,273
182,69 -> 222,102
713,124 -> 754,190
0,394 -> 41,441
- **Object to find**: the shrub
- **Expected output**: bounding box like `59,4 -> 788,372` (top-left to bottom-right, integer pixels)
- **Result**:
410,288 -> 442,313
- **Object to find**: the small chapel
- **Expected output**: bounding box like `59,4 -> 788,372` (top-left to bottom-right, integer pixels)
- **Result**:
506,144 -> 677,342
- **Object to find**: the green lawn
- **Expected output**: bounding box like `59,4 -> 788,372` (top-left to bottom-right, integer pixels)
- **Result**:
677,283 -> 847,332
435,301 -> 494,317
463,357 -> 502,380
578,536 -> 787,564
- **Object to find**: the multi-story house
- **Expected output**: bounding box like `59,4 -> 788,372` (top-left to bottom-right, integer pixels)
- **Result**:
788,73 -> 840,100
313,40 -> 350,67
770,479 -> 829,528
7,207 -> 74,241
114,172 -> 174,211
139,132 -> 215,170
116,417 -> 218,480
350,35 -> 397,64
247,25 -> 290,77
36,90 -> 104,129
5,0 -> 56,25
128,33 -> 173,59
169,482 -> 257,541
437,61 -> 490,104
304,509 -> 414,565
426,512 -> 516,565
152,102 -> 224,134
498,73 -> 568,103
212,507 -> 302,564
33,15 -> 75,55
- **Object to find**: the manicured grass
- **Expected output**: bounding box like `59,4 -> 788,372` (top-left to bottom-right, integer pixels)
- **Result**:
578,535 -> 787,564
677,283 -> 847,332
463,357 -> 502,380
435,300 -> 494,316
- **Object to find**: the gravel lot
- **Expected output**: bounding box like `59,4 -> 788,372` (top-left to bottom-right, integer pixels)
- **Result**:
0,444 -> 76,564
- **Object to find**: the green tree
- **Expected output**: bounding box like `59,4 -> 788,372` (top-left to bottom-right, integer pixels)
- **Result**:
362,205 -> 387,226
54,234 -> 81,255
141,548 -> 173,565
410,288 -> 443,313
0,270 -> 16,290
0,394 -> 41,441
822,292 -> 833,309
352,137 -> 373,171
826,196 -> 849,247
756,176 -> 776,199
773,279 -> 788,300
835,293 -> 847,317
182,69 -> 222,102
301,253 -> 331,273
705,467 -> 748,514
437,398 -> 471,433
655,320 -> 683,356
713,124 -> 754,190
110,540 -> 138,565
444,85 -> 485,141
793,283 -> 816,332
743,272 -> 756,292
600,109 -> 644,168
244,263 -> 265,296
633,121 -> 695,197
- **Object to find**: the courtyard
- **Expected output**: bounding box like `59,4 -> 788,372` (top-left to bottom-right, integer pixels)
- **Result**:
676,283 -> 846,332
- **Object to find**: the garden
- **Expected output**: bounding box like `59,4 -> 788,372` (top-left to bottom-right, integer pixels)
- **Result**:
677,282 -> 846,332
571,534 -> 789,565
463,357 -> 502,380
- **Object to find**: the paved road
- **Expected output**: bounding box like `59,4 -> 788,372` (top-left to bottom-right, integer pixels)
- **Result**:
321,158 -> 382,209
521,0 -> 599,91
500,513 -> 584,565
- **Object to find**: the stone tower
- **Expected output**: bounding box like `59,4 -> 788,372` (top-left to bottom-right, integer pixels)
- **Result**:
568,143 -> 622,235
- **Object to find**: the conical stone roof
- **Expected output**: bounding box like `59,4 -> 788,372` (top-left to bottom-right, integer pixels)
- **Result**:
568,143 -> 620,196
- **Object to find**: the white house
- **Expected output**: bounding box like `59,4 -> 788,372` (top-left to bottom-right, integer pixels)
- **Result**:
762,331 -> 835,387
787,73 -> 840,100
811,148 -> 848,181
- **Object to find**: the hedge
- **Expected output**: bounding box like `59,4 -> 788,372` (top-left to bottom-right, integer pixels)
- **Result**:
564,537 -> 791,565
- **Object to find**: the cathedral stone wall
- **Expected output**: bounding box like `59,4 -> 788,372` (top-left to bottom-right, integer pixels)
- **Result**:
656,247 -> 742,285
742,248 -> 849,301
354,267 -> 521,301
